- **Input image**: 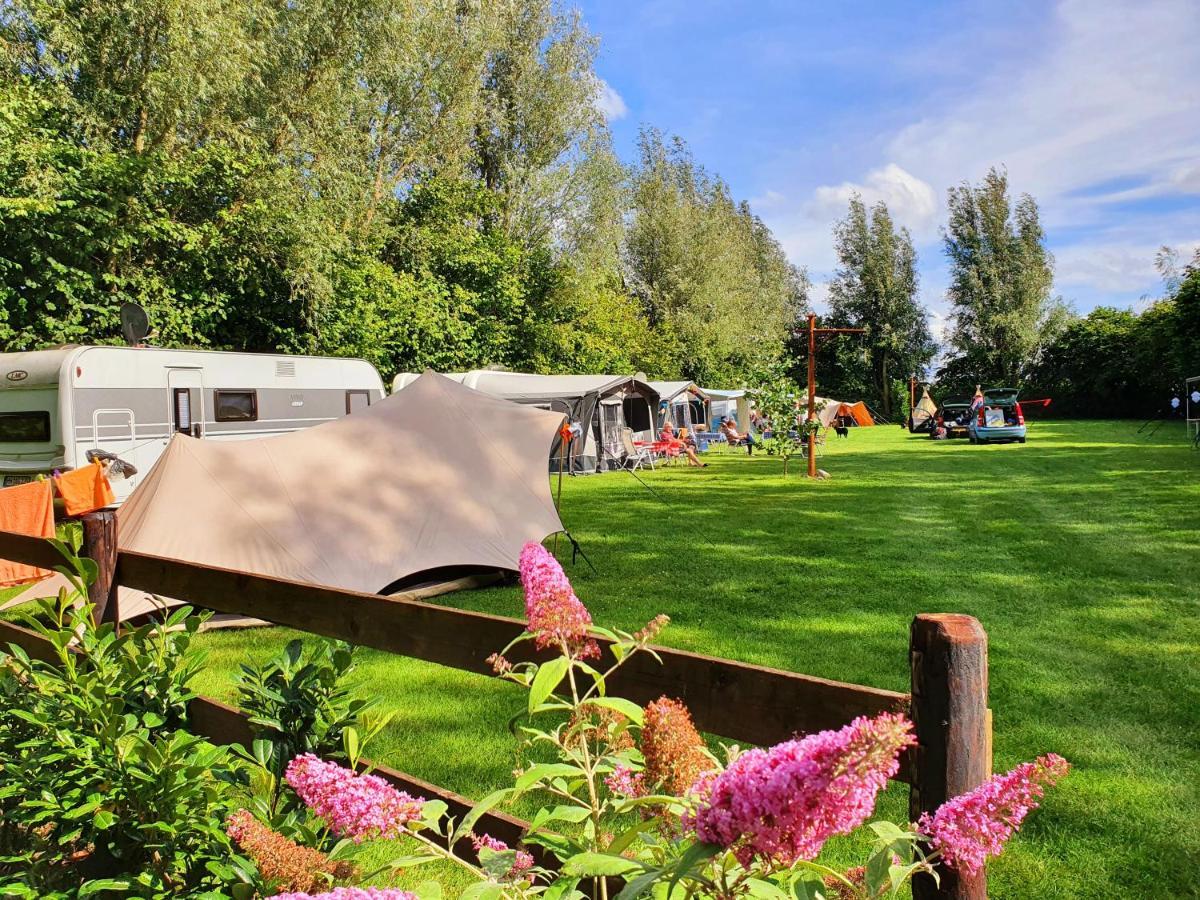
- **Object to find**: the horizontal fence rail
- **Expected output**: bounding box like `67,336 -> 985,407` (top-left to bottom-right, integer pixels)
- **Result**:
118,549 -> 912,763
0,521 -> 991,899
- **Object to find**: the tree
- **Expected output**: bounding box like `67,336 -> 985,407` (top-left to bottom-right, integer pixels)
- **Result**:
624,129 -> 807,384
942,167 -> 1059,384
827,195 -> 934,417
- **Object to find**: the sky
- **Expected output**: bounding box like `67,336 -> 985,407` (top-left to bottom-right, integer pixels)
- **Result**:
576,0 -> 1200,342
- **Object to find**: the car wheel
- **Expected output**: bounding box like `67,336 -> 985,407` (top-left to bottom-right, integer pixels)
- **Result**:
1018,437 -> 1026,443
968,436 -> 976,444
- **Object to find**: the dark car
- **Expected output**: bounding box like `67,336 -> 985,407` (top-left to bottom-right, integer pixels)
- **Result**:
930,398 -> 972,438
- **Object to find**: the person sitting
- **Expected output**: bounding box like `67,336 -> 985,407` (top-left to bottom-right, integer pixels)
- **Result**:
676,427 -> 707,467
659,419 -> 676,441
720,417 -> 759,455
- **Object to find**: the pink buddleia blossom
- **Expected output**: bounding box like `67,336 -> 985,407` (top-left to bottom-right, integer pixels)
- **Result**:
267,890 -> 417,900
518,542 -> 600,658
605,764 -> 646,798
285,754 -> 425,843
686,712 -> 916,867
919,753 -> 1070,877
471,833 -> 535,878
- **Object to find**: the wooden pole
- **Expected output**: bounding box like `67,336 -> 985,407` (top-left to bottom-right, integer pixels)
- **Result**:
909,614 -> 990,900
80,510 -> 119,627
807,313 -> 818,478
552,426 -> 569,555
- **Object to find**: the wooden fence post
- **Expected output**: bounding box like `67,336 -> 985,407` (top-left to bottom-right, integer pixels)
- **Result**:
80,510 -> 119,627
909,614 -> 990,900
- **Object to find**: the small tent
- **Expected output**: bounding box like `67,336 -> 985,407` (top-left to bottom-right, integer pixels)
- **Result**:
818,400 -> 875,428
393,371 -> 659,473
910,386 -> 938,432
704,388 -> 752,432
648,381 -> 709,433
109,372 -> 568,619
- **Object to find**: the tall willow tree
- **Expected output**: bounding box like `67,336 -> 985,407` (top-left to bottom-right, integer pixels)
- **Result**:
943,167 -> 1064,384
827,196 -> 934,417
624,129 -> 807,384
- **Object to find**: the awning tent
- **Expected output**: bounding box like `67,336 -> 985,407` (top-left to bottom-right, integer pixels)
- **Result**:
393,371 -> 659,473
818,399 -> 875,428
703,388 -> 752,432
648,381 -> 709,432
109,371 -> 567,620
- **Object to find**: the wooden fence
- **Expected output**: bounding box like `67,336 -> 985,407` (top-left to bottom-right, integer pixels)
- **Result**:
0,512 -> 991,899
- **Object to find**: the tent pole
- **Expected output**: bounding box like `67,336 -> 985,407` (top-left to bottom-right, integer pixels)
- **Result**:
552,428 -> 569,555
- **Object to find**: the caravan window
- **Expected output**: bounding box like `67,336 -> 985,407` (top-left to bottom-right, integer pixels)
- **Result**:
214,390 -> 258,422
0,411 -> 50,443
345,390 -> 371,414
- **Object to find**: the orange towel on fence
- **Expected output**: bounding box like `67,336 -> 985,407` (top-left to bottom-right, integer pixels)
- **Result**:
0,479 -> 55,587
53,462 -> 116,517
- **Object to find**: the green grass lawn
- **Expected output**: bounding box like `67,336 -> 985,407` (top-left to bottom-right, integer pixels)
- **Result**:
192,420 -> 1200,898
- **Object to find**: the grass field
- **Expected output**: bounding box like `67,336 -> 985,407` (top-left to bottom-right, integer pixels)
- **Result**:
192,420 -> 1200,898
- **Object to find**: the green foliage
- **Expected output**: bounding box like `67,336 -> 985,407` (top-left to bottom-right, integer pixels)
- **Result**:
752,362 -> 813,476
625,129 -> 809,384
234,637 -> 375,822
0,545 -> 253,898
941,167 -> 1060,385
1,0 -> 802,386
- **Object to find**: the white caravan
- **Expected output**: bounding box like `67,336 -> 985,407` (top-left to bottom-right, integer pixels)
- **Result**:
0,345 -> 385,503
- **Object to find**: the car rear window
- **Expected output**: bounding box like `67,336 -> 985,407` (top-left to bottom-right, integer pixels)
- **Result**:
0,411 -> 51,442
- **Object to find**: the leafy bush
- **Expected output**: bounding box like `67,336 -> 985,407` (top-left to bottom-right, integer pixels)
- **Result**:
0,540 -> 255,898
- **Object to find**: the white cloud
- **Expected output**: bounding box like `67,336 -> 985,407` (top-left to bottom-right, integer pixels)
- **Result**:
810,164 -> 939,234
886,0 -> 1200,230
595,79 -> 629,121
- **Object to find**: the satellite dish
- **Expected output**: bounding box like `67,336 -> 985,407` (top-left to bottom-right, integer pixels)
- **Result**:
120,303 -> 150,346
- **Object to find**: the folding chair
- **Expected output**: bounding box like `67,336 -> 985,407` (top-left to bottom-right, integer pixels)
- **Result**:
621,428 -> 655,470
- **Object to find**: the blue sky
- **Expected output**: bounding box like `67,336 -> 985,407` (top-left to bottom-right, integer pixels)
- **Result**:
578,0 -> 1200,339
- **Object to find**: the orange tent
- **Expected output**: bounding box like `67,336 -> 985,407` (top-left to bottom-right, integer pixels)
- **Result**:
819,400 -> 875,427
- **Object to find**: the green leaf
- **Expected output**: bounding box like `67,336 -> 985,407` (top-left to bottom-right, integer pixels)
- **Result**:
450,788 -> 512,844
529,656 -> 570,714
582,696 -> 644,725
458,883 -> 502,900
77,879 -> 132,897
531,803 -> 593,830
615,869 -> 663,900
413,880 -> 444,900
562,852 -> 643,877
514,763 -> 582,794
343,726 -> 360,764
92,809 -> 115,830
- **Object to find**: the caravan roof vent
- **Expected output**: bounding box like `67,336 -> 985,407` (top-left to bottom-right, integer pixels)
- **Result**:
275,360 -> 296,377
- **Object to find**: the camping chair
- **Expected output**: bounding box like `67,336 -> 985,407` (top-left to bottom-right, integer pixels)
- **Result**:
621,428 -> 655,471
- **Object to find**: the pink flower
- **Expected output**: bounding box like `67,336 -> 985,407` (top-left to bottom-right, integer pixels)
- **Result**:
285,754 -> 425,843
687,712 -> 916,867
919,753 -> 1070,877
471,833 -> 535,878
518,542 -> 599,658
605,764 -> 646,798
268,890 -> 417,900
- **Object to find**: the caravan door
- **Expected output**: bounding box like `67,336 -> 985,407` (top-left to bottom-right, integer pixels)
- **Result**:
167,368 -> 205,440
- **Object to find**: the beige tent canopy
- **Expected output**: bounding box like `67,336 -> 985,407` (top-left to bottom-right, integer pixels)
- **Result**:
114,371 -> 567,619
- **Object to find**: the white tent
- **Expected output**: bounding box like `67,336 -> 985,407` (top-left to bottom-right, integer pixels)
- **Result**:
704,389 -> 751,432
647,381 -> 709,432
